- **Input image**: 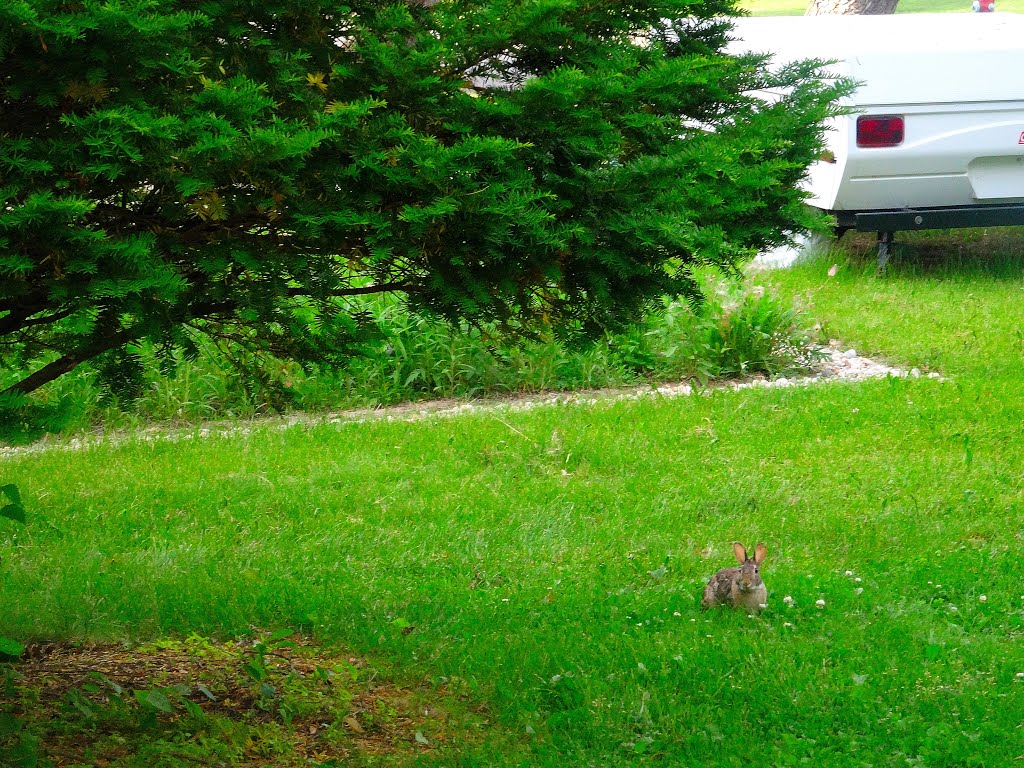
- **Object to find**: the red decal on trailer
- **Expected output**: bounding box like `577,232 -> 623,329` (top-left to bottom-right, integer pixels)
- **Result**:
1019,131 -> 1024,144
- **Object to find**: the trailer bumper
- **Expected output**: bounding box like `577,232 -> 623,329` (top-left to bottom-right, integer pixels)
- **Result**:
835,203 -> 1024,233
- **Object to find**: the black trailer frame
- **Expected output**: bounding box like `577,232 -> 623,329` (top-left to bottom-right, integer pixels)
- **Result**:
833,203 -> 1024,268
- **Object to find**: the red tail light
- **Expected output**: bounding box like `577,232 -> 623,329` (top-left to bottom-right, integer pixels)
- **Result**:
856,115 -> 905,148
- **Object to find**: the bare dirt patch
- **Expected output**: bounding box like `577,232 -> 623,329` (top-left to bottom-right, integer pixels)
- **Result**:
2,635 -> 495,767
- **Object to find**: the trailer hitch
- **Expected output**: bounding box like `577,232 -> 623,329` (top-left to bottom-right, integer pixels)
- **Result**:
877,231 -> 895,271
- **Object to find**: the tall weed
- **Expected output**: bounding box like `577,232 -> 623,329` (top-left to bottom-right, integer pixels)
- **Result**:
6,272 -> 821,436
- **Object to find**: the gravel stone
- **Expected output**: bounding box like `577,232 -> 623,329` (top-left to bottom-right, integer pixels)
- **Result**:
0,345 -> 944,457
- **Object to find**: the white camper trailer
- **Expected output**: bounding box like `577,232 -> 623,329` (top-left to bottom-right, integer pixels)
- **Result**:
729,13 -> 1024,264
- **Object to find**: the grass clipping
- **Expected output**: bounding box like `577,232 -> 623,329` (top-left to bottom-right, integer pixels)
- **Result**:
1,633 -> 493,767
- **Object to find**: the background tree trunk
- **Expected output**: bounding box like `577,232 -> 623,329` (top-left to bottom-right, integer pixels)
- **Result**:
806,0 -> 898,14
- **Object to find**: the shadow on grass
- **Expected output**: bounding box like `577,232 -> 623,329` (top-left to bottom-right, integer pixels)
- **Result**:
839,227 -> 1024,280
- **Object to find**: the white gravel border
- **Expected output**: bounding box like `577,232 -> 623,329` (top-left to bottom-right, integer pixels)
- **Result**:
0,342 -> 941,458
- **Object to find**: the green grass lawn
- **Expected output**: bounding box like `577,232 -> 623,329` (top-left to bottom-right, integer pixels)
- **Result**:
4,229 -> 1024,765
741,0 -> 1024,16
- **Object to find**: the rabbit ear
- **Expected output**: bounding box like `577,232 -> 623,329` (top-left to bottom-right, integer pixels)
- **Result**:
733,542 -> 748,564
754,542 -> 767,565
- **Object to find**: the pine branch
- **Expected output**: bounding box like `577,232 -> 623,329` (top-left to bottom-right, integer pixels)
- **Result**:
0,306 -> 78,335
1,327 -> 140,397
285,281 -> 412,299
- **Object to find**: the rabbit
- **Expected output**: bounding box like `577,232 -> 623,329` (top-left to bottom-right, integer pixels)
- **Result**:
701,542 -> 767,613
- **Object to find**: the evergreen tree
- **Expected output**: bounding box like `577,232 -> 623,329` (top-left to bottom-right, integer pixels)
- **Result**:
0,0 -> 848,409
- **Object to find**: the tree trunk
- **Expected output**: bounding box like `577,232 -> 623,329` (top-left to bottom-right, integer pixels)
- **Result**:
806,0 -> 898,15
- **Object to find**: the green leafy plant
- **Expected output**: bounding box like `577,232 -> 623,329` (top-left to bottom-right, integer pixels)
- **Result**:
0,484 -> 25,661
0,484 -> 24,525
0,710 -> 38,768
0,638 -> 23,658
682,275 -> 823,378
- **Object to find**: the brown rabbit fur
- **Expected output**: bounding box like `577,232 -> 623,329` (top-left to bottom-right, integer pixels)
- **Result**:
702,542 -> 767,613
